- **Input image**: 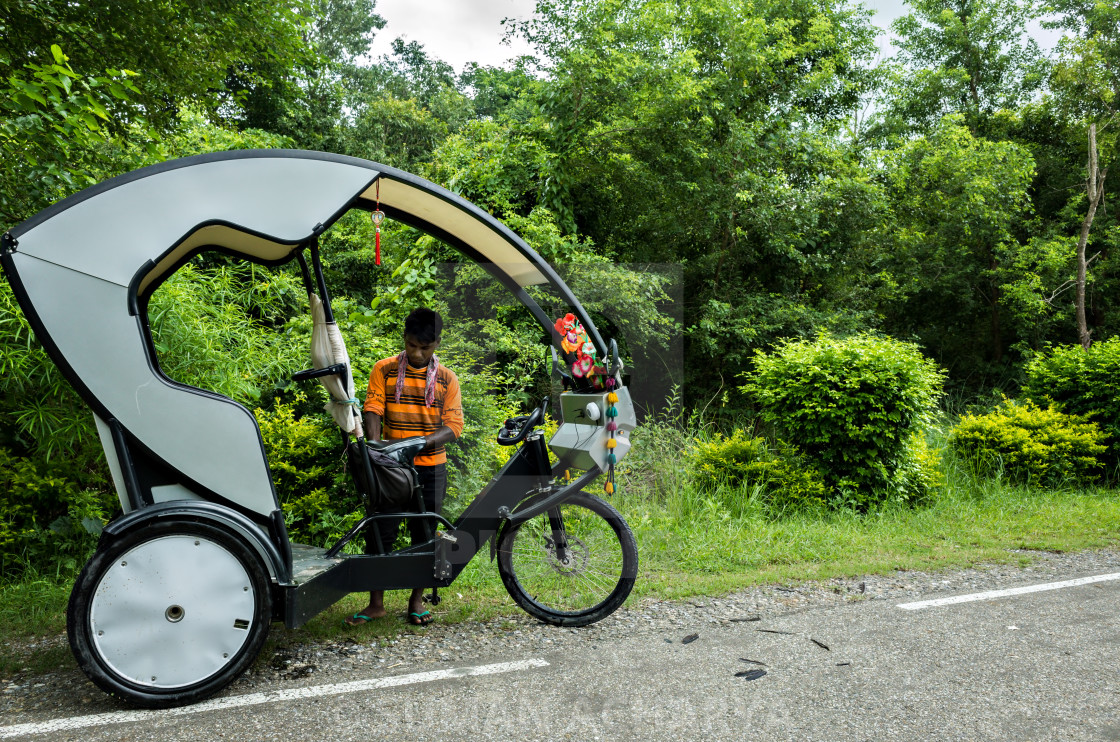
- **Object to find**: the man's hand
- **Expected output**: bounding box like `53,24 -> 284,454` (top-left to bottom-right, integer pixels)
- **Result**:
423,426 -> 456,450
363,411 -> 453,451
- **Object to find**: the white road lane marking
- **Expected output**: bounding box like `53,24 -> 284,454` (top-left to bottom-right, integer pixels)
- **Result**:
897,572 -> 1120,610
0,658 -> 550,739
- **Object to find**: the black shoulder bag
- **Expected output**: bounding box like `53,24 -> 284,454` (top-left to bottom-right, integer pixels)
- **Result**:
346,442 -> 419,512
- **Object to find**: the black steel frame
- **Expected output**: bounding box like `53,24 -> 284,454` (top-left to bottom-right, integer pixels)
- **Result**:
285,427 -> 600,628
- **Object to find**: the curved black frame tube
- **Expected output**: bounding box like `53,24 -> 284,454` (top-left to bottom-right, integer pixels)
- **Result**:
505,467 -> 601,528
295,250 -> 315,294
107,417 -> 145,511
308,239 -> 334,323
324,511 -> 456,559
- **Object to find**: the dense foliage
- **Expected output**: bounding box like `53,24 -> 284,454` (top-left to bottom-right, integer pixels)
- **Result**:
0,448 -> 114,577
0,0 -> 1117,572
1022,339 -> 1120,467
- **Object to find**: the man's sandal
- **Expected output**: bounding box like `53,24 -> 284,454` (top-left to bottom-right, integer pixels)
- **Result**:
408,611 -> 433,626
344,613 -> 373,626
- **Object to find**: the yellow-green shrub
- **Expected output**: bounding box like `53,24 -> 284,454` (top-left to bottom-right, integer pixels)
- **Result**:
1023,339 -> 1120,466
690,429 -> 830,512
949,399 -> 1106,485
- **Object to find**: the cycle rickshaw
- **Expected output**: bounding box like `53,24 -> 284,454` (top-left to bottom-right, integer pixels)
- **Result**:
0,150 -> 638,708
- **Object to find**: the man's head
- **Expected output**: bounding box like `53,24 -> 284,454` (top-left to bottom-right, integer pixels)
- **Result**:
403,307 -> 442,368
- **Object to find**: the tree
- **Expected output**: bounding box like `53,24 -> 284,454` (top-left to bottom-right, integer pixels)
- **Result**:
0,44 -> 142,225
510,0 -> 881,404
236,0 -> 386,151
878,0 -> 1044,138
871,117 -> 1035,371
1073,122 -> 1109,349
0,0 -> 312,130
459,62 -> 542,123
1043,0 -> 1119,349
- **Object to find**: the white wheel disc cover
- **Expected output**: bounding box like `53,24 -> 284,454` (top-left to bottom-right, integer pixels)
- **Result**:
90,535 -> 257,689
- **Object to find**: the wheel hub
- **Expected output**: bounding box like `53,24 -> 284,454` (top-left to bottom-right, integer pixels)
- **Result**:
89,535 -> 257,689
547,536 -> 589,575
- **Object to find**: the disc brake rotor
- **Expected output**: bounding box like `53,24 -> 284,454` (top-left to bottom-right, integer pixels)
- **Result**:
543,535 -> 589,575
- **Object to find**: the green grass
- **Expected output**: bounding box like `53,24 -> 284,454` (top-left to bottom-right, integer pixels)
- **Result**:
616,481 -> 1120,598
0,575 -> 74,676
4,423 -> 1120,677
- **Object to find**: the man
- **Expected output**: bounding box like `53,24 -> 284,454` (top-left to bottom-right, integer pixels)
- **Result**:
345,307 -> 463,626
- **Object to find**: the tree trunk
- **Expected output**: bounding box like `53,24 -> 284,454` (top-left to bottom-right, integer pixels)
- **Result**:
1076,123 -> 1107,351
712,211 -> 735,296
989,260 -> 1002,363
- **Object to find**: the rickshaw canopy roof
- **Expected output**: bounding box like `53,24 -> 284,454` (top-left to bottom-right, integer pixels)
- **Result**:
10,150 -> 560,292
3,150 -> 601,519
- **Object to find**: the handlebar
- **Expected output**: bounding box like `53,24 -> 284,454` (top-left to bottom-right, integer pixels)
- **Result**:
292,363 -> 347,382
496,397 -> 550,447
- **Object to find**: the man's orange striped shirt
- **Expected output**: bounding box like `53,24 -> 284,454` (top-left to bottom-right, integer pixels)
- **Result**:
363,358 -> 463,467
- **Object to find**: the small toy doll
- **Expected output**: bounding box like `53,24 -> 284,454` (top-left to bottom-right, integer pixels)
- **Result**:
555,313 -> 582,356
554,313 -> 607,390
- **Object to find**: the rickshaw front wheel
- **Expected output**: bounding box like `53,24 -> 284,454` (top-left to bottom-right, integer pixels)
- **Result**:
497,491 -> 638,627
67,518 -> 272,708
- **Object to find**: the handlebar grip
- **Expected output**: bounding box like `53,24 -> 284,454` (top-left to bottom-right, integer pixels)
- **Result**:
496,398 -> 548,447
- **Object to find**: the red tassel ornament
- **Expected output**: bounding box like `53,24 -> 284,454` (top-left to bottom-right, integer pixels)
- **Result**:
372,210 -> 385,266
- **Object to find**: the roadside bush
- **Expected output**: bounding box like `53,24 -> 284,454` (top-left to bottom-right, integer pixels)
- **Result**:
741,332 -> 946,509
0,447 -> 115,576
254,394 -> 359,546
949,399 -> 1106,486
1022,339 -> 1120,468
690,429 -> 831,513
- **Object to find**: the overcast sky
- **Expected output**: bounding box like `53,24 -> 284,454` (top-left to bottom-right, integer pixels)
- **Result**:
366,0 -> 1060,72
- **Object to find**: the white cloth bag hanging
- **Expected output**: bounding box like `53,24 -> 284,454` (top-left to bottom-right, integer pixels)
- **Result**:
309,292 -> 365,439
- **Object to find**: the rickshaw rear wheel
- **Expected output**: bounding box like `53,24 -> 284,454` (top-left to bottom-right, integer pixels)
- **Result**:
497,491 -> 637,627
67,518 -> 272,708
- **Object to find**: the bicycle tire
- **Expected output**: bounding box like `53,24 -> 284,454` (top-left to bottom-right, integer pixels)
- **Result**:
497,491 -> 638,626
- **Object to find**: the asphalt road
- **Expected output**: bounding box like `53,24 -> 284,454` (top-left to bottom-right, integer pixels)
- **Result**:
4,564 -> 1119,742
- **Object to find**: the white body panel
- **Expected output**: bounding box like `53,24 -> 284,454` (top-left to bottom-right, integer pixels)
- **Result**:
549,387 -> 637,472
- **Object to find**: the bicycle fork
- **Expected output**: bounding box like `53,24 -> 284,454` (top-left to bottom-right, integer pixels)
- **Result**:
547,508 -> 573,565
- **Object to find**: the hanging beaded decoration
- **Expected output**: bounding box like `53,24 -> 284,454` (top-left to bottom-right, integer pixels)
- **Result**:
604,376 -> 619,495
371,180 -> 385,266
